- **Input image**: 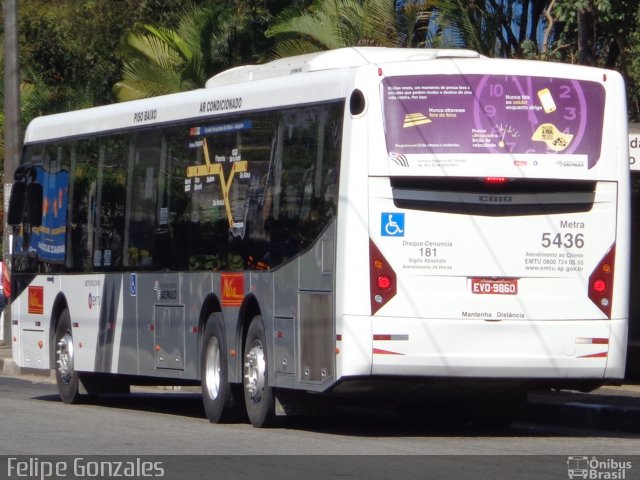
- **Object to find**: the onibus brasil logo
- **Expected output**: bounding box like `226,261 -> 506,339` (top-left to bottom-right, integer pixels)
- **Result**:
567,456 -> 632,479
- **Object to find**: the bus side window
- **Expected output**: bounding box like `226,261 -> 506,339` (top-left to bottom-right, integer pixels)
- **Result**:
153,130 -> 193,271
96,137 -> 127,270
124,131 -> 161,270
163,127 -> 192,271
37,144 -> 69,272
270,105 -> 342,265
68,139 -> 99,272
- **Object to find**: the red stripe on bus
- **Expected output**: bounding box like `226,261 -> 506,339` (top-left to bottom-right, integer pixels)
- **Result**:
578,352 -> 608,358
372,348 -> 402,355
374,334 -> 392,341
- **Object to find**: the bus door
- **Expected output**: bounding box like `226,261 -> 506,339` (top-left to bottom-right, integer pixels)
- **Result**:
124,131 -> 186,374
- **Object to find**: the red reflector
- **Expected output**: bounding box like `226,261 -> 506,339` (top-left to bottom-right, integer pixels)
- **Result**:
592,278 -> 607,293
377,275 -> 392,290
588,245 -> 615,318
370,239 -> 397,314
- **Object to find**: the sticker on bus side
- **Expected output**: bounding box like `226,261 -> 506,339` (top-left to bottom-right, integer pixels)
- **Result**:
28,286 -> 44,314
221,273 -> 244,306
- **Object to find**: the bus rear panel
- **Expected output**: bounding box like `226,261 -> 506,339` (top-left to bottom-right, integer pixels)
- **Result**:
336,59 -> 629,393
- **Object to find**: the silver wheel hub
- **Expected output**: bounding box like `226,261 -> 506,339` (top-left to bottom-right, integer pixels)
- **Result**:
244,341 -> 265,405
56,332 -> 74,384
205,337 -> 221,400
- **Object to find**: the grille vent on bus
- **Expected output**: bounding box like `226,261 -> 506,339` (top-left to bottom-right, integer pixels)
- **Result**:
390,177 -> 597,217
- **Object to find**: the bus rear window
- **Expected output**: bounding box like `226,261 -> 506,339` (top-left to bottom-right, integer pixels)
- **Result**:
390,176 -> 597,216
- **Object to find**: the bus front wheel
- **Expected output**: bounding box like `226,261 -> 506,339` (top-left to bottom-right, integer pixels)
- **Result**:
54,309 -> 81,404
243,316 -> 275,427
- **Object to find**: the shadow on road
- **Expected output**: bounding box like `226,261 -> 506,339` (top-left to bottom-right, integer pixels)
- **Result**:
30,389 -> 640,439
35,390 -> 207,420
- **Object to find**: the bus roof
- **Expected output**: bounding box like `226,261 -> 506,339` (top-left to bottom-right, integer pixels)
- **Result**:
23,47 -> 483,145
205,47 -> 482,87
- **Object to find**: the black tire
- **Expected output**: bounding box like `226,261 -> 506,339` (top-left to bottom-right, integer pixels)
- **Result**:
243,315 -> 275,427
201,312 -> 238,423
54,309 -> 81,404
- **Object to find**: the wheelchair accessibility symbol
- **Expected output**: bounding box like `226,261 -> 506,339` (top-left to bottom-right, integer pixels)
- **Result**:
381,212 -> 405,237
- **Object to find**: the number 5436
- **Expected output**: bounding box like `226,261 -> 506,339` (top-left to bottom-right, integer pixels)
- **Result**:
541,232 -> 584,248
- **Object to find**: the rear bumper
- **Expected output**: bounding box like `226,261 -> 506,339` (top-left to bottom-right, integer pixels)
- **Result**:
337,315 -> 627,381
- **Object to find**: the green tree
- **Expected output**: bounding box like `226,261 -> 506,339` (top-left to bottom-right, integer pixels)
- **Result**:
417,0 -> 557,58
628,15 -> 640,121
542,0 -> 640,119
114,0 -> 298,100
17,0 -> 190,111
265,0 -> 554,58
421,0 -> 504,55
113,9 -> 206,101
0,0 -> 198,190
265,0 -> 438,58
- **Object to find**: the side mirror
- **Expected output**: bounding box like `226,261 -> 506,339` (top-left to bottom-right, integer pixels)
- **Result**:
7,182 -> 26,226
26,183 -> 43,228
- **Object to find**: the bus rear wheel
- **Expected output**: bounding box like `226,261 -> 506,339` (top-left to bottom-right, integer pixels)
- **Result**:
243,316 -> 275,427
54,309 -> 81,404
201,312 -> 239,423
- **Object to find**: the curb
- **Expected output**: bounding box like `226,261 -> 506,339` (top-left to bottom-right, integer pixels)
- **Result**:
0,356 -> 52,378
526,399 -> 640,434
525,391 -> 640,434
0,356 -> 20,376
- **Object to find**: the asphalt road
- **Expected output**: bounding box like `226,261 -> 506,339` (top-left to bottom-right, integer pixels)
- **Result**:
1,376 -> 639,480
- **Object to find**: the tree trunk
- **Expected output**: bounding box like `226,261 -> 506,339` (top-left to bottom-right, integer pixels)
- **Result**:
577,1 -> 596,65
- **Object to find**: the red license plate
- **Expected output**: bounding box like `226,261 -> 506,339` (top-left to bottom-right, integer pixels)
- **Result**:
471,278 -> 518,295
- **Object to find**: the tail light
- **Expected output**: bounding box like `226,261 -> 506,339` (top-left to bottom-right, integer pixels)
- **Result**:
370,239 -> 396,314
588,245 -> 615,318
484,176 -> 508,185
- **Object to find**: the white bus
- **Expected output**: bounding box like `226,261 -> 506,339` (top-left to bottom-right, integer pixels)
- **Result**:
629,125 -> 640,380
8,47 -> 630,427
